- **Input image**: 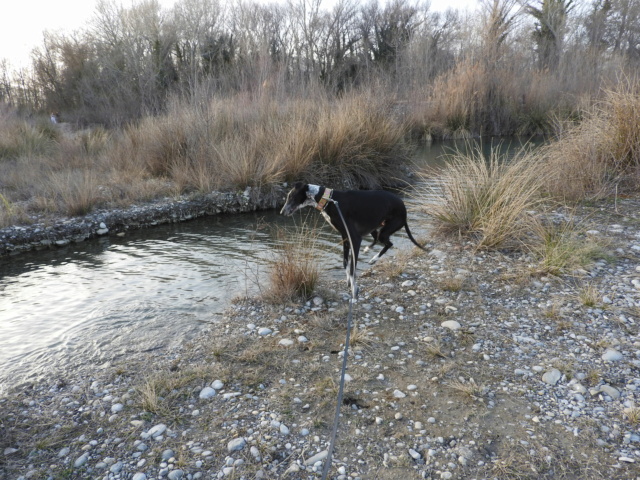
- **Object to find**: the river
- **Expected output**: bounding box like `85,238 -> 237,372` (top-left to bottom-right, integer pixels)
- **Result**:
0,138 -> 536,388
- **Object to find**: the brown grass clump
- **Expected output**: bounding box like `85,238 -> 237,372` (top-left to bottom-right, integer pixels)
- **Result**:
542,83 -> 640,201
418,145 -> 547,250
263,223 -> 320,303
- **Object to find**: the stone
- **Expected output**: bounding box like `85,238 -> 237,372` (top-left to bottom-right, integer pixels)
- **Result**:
542,369 -> 562,386
393,389 -> 406,398
199,387 -> 216,399
441,320 -> 461,331
227,437 -> 246,452
74,453 -> 89,468
304,450 -> 328,466
147,424 -> 167,438
602,349 -> 623,362
168,470 -> 184,480
599,385 -> 620,399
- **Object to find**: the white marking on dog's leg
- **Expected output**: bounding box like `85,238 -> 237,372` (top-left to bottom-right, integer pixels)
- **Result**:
363,246 -> 370,253
368,253 -> 381,264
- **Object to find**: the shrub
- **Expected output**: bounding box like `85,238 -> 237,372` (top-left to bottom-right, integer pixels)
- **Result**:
418,145 -> 546,249
543,83 -> 640,201
264,222 -> 320,303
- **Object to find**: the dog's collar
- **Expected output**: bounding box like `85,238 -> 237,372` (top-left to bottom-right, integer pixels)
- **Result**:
316,188 -> 333,211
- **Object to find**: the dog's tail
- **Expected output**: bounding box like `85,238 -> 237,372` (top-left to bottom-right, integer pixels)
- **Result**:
404,223 -> 428,251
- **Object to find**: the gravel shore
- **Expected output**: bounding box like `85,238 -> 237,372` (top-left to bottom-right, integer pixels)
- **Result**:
1,197 -> 640,480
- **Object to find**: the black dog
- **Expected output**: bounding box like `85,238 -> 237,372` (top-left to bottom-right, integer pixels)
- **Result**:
280,182 -> 427,287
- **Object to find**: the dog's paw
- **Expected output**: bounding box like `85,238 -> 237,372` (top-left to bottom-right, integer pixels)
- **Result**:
363,246 -> 370,253
368,256 -> 379,265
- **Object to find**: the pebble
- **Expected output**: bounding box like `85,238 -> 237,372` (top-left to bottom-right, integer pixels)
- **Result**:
304,451 -> 328,465
199,387 -> 216,399
441,320 -> 461,331
74,453 -> 89,468
542,368 -> 562,386
212,380 -> 224,389
602,348 -> 623,362
146,424 -> 167,438
227,438 -> 246,452
168,469 -> 184,480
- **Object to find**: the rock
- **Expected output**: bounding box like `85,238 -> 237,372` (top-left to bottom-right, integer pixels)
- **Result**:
132,474 -> 147,480
74,452 -> 89,468
599,385 -> 620,399
409,448 -> 421,460
304,450 -> 328,466
250,446 -> 261,461
542,368 -> 562,386
168,469 -> 184,480
110,461 -> 123,473
4,448 -> 18,455
147,423 -> 167,438
602,348 -> 623,362
393,389 -> 406,398
278,339 -> 294,347
441,320 -> 461,331
258,327 -> 273,336
227,437 -> 246,452
161,449 -> 175,460
212,380 -> 224,390
111,403 -> 124,413
199,387 -> 216,399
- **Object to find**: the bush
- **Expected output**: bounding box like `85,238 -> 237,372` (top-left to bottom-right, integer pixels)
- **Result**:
417,144 -> 546,249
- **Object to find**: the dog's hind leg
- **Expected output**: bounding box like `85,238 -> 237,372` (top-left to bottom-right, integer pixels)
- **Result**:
368,218 -> 404,264
363,230 -> 379,254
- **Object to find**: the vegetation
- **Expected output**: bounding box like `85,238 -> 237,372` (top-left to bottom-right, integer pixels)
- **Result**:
0,0 -> 639,266
264,222 -> 321,303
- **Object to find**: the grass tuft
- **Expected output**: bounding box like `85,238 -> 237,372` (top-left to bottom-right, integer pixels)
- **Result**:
263,221 -> 320,303
418,145 -> 546,250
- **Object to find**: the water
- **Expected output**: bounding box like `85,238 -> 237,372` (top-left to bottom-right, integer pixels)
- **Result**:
0,138 -> 536,387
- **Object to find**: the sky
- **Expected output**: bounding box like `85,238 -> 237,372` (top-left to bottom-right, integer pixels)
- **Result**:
0,0 -> 478,70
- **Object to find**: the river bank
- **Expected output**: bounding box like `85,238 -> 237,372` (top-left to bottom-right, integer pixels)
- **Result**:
0,185 -> 286,257
1,196 -> 639,479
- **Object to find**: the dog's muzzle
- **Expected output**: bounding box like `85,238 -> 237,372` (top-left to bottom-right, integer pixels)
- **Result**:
280,203 -> 296,216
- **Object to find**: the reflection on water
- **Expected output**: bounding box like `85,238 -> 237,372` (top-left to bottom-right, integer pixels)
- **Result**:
0,138 -> 537,387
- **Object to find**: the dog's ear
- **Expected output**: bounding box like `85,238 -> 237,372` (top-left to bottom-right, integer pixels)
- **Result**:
293,181 -> 306,191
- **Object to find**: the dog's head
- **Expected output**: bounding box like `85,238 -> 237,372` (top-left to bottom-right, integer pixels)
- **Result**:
280,182 -> 320,216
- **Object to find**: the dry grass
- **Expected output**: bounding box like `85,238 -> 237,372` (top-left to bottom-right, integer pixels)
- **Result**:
542,82 -> 640,201
577,282 -> 600,307
263,222 -> 321,303
528,219 -> 605,276
418,145 -> 547,250
0,93 -> 411,227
